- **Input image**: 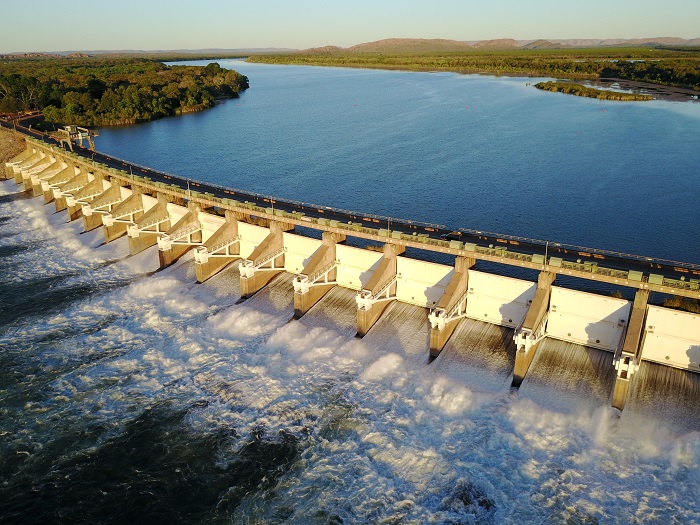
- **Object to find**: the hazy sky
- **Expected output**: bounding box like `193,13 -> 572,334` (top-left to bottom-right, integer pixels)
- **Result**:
1,0 -> 697,53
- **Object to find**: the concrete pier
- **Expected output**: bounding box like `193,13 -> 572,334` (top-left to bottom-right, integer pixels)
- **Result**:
612,289 -> 649,410
83,184 -> 124,232
428,256 -> 476,356
240,221 -> 292,298
195,210 -> 241,283
31,161 -> 65,197
293,231 -> 346,318
512,271 -> 556,387
4,148 -> 34,179
105,192 -> 145,243
157,204 -> 202,268
21,156 -> 54,191
13,152 -> 44,183
54,172 -> 89,214
63,173 -> 96,221
127,199 -> 170,255
67,176 -> 103,207
356,243 -> 401,337
42,166 -> 74,204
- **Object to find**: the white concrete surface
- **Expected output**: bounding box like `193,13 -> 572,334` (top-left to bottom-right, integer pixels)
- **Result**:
641,306 -> 700,371
396,258 -> 453,307
465,270 -> 536,328
547,287 -> 631,352
336,244 -> 383,291
238,221 -> 272,259
283,233 -> 322,274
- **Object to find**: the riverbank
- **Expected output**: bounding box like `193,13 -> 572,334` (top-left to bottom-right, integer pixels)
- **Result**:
247,50 -> 700,103
0,57 -> 249,129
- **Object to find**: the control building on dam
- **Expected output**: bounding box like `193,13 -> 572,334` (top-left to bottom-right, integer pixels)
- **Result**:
4,134 -> 700,413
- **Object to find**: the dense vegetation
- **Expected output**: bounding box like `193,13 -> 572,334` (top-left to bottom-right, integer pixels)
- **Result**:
0,57 -> 248,126
248,48 -> 700,91
663,296 -> 700,314
534,81 -> 653,100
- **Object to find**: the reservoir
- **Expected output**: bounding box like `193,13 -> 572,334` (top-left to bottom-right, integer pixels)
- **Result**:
1,61 -> 699,524
96,59 -> 700,265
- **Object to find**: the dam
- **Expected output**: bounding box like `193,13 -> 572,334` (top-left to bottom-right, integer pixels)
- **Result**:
3,128 -> 700,414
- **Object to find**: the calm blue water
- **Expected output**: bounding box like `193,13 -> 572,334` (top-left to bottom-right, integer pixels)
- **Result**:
95,60 -> 700,264
1,63 -> 699,525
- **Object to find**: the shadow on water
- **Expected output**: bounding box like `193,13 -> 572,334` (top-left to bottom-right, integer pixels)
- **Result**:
0,243 -> 34,258
0,190 -> 33,205
0,400 -> 300,525
0,273 -> 128,329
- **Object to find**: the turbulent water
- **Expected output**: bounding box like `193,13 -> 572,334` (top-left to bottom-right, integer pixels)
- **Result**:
1,180 -> 699,524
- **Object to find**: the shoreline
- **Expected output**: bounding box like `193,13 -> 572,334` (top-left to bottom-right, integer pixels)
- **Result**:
586,78 -> 700,102
245,57 -> 699,103
535,81 -> 654,101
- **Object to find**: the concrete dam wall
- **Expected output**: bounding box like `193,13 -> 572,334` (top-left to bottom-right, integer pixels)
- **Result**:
4,139 -> 700,413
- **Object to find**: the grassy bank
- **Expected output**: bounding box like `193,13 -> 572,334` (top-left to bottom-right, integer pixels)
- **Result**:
248,47 -> 700,91
534,81 -> 654,100
0,127 -> 26,163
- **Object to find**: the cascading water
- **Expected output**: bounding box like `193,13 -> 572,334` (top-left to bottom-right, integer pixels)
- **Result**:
432,318 -> 516,393
518,339 -> 616,414
623,360 -> 700,435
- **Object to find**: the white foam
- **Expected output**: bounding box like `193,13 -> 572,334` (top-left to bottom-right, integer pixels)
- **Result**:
1,188 -> 699,524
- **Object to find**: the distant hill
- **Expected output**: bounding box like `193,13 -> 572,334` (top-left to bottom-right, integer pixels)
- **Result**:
302,46 -> 345,55
521,39 -> 562,50
295,37 -> 700,55
541,37 -> 700,48
4,38 -> 699,59
0,52 -> 90,59
472,38 -> 519,49
346,38 -> 473,54
0,48 -> 295,58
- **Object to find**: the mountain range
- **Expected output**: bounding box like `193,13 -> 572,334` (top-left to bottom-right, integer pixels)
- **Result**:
2,38 -> 699,58
302,37 -> 700,54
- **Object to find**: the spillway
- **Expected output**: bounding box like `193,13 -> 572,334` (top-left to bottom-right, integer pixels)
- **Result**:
361,301 -> 430,367
243,272 -> 296,316
623,361 -> 700,434
299,286 -> 358,337
518,338 -> 616,414
431,318 -> 516,393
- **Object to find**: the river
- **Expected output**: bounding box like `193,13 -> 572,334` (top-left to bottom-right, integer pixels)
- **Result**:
0,61 -> 698,524
97,60 -> 700,265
